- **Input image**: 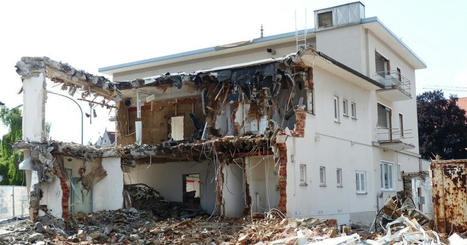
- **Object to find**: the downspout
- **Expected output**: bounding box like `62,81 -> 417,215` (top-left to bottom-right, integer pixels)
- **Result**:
135,90 -> 142,145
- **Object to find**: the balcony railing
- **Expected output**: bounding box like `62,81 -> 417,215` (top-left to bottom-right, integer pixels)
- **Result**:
374,71 -> 411,98
376,127 -> 413,142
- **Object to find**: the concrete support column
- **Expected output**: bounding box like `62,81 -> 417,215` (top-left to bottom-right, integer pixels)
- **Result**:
20,73 -> 47,220
22,73 -> 47,142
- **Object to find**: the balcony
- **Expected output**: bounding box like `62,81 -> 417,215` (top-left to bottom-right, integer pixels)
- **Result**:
375,127 -> 415,151
374,71 -> 411,101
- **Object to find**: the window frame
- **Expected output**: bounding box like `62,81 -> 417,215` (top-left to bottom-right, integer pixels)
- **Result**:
307,88 -> 315,115
351,102 -> 357,119
333,96 -> 340,123
399,113 -> 404,137
375,51 -> 390,76
318,11 -> 333,28
380,161 -> 394,190
377,103 -> 391,128
299,164 -> 307,186
355,171 -> 367,194
319,166 -> 327,187
336,168 -> 343,187
342,99 -> 349,117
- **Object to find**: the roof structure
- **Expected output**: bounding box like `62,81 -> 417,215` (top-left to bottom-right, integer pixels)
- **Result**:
99,17 -> 426,74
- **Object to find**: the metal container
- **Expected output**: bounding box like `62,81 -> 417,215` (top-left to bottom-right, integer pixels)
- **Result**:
431,159 -> 467,233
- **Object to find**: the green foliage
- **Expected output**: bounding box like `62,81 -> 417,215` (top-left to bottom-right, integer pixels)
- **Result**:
0,107 -> 24,185
417,90 -> 467,159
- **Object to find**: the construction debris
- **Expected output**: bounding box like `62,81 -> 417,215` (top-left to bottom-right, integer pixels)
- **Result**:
372,191 -> 432,232
123,183 -> 201,219
0,207 -> 459,244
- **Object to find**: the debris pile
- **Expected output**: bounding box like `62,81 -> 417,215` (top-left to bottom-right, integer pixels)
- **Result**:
123,183 -> 201,219
0,209 -> 349,244
1,209 -> 464,244
373,191 -> 432,232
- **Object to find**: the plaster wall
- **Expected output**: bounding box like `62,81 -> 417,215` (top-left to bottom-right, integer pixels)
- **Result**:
22,74 -> 46,142
285,67 -> 376,225
39,157 -> 123,218
93,158 -> 123,211
367,30 -> 419,155
222,163 -> 245,217
316,25 -> 365,73
245,156 -> 280,213
123,161 -> 216,214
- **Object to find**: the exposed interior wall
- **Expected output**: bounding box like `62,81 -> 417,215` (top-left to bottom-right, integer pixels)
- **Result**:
117,96 -> 204,145
222,163 -> 245,217
245,156 -> 280,213
411,177 -> 433,218
93,158 -> 123,211
39,157 -> 123,218
123,161 -> 216,214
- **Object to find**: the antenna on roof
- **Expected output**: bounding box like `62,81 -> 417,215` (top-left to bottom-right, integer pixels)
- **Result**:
295,8 -> 308,52
260,24 -> 264,38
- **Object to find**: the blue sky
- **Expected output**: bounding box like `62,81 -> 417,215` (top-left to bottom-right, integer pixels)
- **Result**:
0,0 -> 465,141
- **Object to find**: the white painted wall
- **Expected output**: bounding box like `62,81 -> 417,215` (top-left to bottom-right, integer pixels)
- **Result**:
22,73 -> 46,142
38,157 -> 124,218
222,163 -> 245,217
124,161 -> 216,214
246,156 -> 280,213
316,25 -> 365,73
93,157 -> 123,211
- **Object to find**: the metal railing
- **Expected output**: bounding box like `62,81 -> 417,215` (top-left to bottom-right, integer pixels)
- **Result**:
376,127 -> 413,142
374,71 -> 411,97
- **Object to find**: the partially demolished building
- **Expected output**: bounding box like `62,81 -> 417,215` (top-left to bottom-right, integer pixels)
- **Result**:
15,2 -> 427,226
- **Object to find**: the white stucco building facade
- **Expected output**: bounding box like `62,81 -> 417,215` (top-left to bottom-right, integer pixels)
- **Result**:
98,2 -> 425,226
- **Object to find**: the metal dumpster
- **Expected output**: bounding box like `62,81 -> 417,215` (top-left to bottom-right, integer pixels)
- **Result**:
431,159 -> 467,233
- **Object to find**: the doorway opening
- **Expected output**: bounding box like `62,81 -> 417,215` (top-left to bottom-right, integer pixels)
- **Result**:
183,173 -> 200,209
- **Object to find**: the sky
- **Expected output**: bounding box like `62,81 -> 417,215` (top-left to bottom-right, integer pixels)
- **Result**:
0,0 -> 466,143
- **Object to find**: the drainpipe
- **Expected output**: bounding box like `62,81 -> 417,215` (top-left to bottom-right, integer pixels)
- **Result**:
135,90 -> 142,145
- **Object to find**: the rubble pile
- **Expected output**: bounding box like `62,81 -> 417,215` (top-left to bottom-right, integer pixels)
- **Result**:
0,208 -> 463,244
124,183 -> 202,219
0,210 -> 348,244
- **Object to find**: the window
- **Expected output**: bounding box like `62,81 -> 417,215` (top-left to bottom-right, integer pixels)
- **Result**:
375,52 -> 390,76
399,113 -> 404,137
171,116 -> 185,140
355,171 -> 367,193
343,99 -> 349,117
351,102 -> 357,119
333,96 -> 340,122
397,67 -> 402,82
397,164 -> 402,181
299,164 -> 307,186
307,88 -> 315,115
377,103 -> 390,128
320,166 -> 326,186
318,11 -> 333,28
336,168 -> 343,187
380,161 -> 394,190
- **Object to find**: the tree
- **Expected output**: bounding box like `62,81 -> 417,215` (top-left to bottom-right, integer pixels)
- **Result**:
417,90 -> 467,159
0,107 -> 23,185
